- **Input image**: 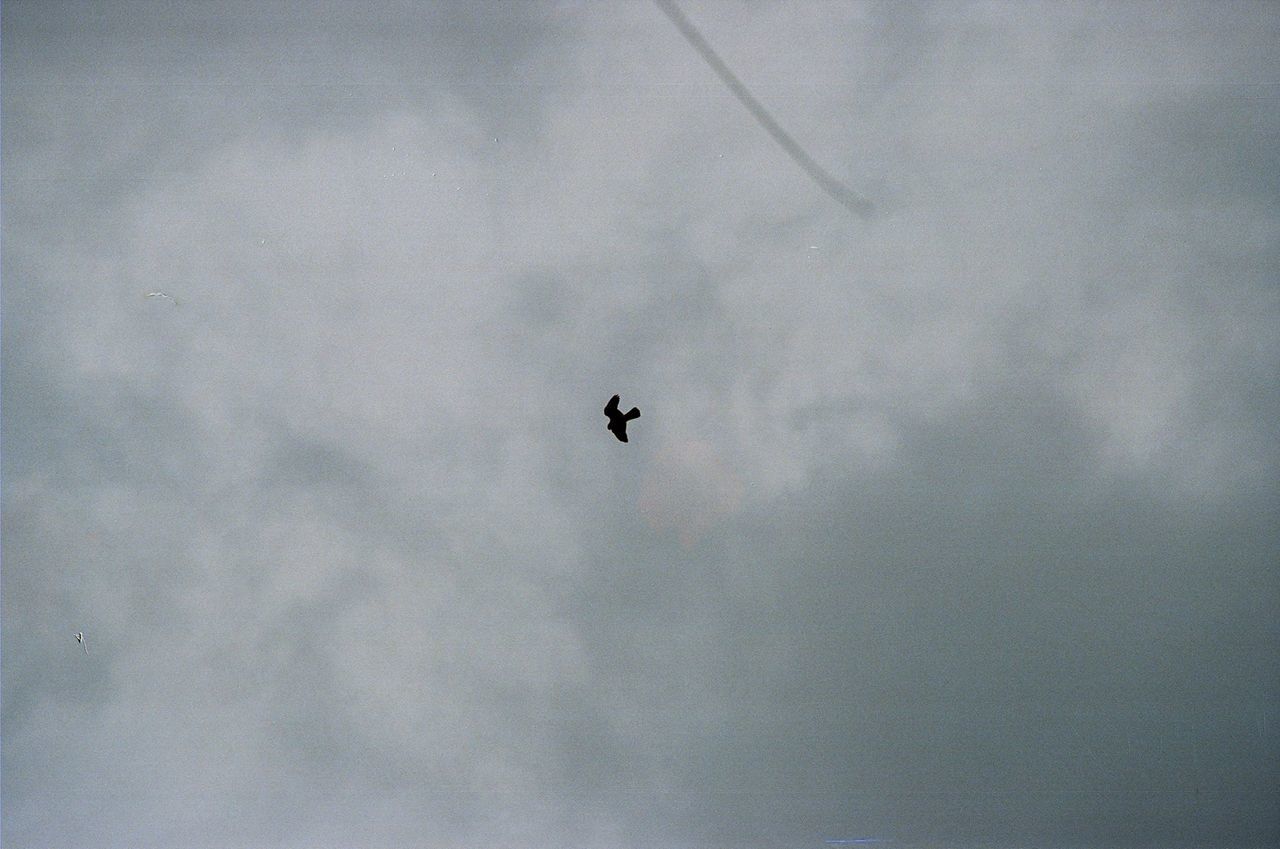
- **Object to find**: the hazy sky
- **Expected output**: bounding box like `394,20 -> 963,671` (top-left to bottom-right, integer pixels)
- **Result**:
3,2 -> 1278,847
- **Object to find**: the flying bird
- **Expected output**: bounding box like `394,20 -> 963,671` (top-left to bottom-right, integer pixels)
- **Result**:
604,394 -> 641,443
145,291 -> 178,305
75,632 -> 88,655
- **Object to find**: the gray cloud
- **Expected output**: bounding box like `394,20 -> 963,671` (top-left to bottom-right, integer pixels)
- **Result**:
653,0 -> 875,218
4,2 -> 1278,847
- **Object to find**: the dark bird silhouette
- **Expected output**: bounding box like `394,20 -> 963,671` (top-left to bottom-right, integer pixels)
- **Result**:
604,394 -> 641,443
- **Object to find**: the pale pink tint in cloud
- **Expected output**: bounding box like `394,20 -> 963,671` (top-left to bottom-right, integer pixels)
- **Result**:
639,439 -> 745,548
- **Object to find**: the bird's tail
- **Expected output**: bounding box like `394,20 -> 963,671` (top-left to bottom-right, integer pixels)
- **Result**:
624,407 -> 640,420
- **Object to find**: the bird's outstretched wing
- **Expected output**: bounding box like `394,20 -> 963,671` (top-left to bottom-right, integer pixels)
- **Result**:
624,407 -> 640,421
604,395 -> 620,416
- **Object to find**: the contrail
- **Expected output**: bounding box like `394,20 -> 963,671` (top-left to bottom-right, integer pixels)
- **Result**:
653,0 -> 873,218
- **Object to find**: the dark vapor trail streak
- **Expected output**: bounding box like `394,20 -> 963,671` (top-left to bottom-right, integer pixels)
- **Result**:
653,0 -> 873,218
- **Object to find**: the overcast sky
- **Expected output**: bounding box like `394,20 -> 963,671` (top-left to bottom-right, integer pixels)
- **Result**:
3,2 -> 1278,847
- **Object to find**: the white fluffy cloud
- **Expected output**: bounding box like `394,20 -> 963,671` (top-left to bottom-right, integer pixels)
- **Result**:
4,2 -> 1278,847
